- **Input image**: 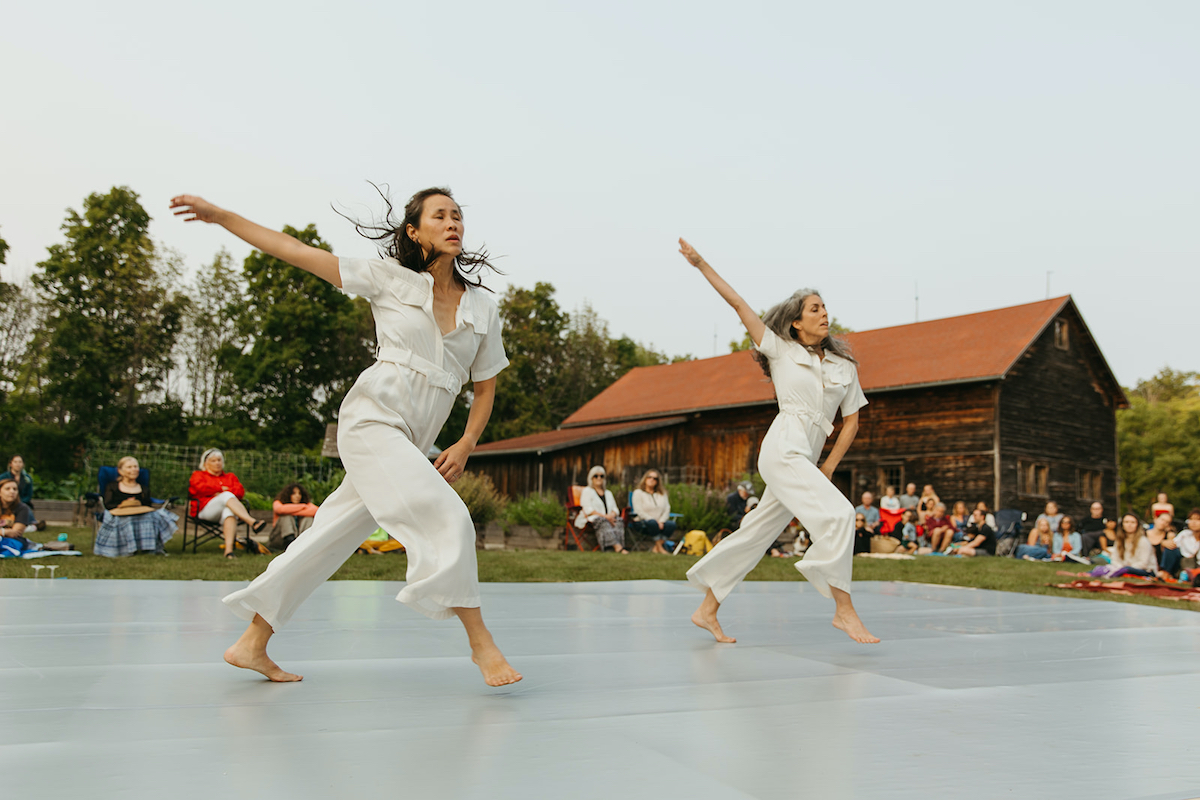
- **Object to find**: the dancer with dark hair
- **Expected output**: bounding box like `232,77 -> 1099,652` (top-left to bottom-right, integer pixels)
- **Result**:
678,238 -> 878,645
169,189 -> 521,686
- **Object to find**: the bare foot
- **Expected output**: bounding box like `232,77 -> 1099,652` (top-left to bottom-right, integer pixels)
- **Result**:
470,641 -> 522,687
223,642 -> 303,682
831,609 -> 880,644
691,608 -> 736,643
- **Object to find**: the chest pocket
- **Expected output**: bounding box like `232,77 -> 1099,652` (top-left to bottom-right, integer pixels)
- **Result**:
384,273 -> 431,308
822,358 -> 852,389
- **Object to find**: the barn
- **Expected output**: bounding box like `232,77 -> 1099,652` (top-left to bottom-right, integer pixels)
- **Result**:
470,296 -> 1128,521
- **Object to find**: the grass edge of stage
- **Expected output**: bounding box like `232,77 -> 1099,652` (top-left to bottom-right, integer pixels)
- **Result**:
3,526 -> 1194,612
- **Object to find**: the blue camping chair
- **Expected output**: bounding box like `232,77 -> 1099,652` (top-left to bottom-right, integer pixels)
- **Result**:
83,466 -> 178,534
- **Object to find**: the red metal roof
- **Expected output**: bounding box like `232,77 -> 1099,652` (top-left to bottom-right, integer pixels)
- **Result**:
472,416 -> 688,457
562,297 -> 1074,428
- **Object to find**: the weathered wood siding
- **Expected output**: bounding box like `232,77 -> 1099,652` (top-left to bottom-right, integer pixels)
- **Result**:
825,382 -> 998,507
997,307 -> 1119,521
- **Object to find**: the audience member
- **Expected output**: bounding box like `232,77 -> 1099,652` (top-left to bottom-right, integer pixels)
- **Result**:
916,484 -> 940,524
1051,515 -> 1083,562
926,502 -> 955,551
898,483 -> 920,512
0,455 -> 41,531
855,491 -> 880,534
1146,513 -> 1181,577
973,501 -> 996,530
189,448 -> 267,559
0,478 -> 33,538
1150,492 -> 1175,523
1078,502 -> 1108,556
632,469 -> 675,555
1109,514 -> 1158,577
1036,501 -> 1063,534
955,508 -> 996,557
950,501 -> 969,536
577,465 -> 627,554
270,483 -> 318,551
94,456 -> 178,557
1017,517 -> 1054,560
1175,509 -> 1200,572
853,512 -> 871,554
726,482 -> 754,529
899,509 -> 919,552
880,485 -> 901,512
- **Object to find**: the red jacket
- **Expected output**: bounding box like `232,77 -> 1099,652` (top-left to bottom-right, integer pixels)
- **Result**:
189,470 -> 245,517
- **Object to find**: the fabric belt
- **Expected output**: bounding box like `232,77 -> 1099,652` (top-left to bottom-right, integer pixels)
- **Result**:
777,405 -> 835,437
376,346 -> 463,395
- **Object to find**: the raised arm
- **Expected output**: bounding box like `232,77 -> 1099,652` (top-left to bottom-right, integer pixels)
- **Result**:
678,238 -> 765,346
170,195 -> 342,287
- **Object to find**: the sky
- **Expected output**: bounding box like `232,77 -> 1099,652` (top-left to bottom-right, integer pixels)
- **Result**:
2,1 -> 1197,388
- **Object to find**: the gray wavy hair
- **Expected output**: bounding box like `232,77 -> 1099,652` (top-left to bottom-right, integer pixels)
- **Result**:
754,288 -> 856,379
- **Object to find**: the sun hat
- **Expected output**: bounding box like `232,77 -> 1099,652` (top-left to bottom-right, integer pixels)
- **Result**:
109,498 -> 153,517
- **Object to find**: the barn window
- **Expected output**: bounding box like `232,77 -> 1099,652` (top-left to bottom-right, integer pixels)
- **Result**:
1018,460 -> 1049,498
1054,319 -> 1069,350
877,465 -> 904,495
1078,469 -> 1103,501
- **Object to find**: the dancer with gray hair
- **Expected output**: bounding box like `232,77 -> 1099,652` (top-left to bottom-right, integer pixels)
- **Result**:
677,238 -> 878,645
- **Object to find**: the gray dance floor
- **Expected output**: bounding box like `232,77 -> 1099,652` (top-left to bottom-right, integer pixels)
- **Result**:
2,578 -> 1198,800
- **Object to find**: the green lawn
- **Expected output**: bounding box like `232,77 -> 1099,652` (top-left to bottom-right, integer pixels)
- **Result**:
4,526 -> 1193,612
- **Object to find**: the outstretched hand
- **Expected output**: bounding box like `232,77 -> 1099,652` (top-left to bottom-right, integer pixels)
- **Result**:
678,238 -> 705,268
169,195 -> 222,223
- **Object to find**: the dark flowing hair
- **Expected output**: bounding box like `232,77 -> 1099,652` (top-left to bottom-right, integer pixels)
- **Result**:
0,478 -> 19,515
752,288 -> 856,379
275,483 -> 311,505
340,184 -> 501,291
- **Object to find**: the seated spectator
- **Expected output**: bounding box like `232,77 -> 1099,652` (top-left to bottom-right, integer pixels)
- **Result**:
1078,502 -> 1108,556
1146,513 -> 1181,577
852,512 -> 871,554
0,455 -> 42,532
189,448 -> 267,559
1016,516 -> 1054,560
1050,515 -> 1083,562
880,485 -> 901,512
950,500 -> 969,537
916,484 -> 940,524
0,478 -> 33,538
271,483 -> 318,550
632,469 -> 675,555
925,503 -> 955,551
1150,492 -> 1175,524
855,491 -> 880,534
1175,509 -> 1200,572
973,501 -> 996,530
576,465 -> 627,554
1110,513 -> 1159,578
898,509 -> 919,552
955,508 -> 996,557
1102,518 -> 1117,551
898,483 -> 920,512
93,456 -> 178,557
726,482 -> 754,529
1036,501 -> 1063,534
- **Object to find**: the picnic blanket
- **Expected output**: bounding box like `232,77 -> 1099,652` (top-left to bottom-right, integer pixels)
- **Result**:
1052,572 -> 1200,602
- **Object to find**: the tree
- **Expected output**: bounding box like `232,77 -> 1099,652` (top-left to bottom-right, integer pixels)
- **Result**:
1118,368 -> 1200,516
230,225 -> 375,451
177,249 -> 245,419
0,227 -> 32,400
31,187 -> 188,439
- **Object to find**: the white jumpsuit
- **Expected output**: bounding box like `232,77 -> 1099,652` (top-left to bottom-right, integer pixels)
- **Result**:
222,257 -> 509,626
687,328 -> 867,601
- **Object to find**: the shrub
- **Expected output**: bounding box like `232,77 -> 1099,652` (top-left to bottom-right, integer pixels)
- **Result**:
504,493 -> 564,537
32,469 -> 92,501
242,491 -> 273,511
297,470 -> 345,505
669,483 -> 733,535
452,471 -> 508,525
